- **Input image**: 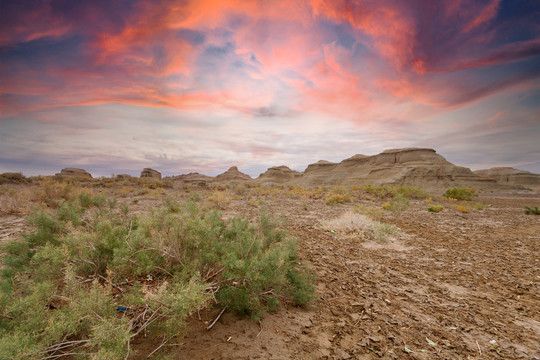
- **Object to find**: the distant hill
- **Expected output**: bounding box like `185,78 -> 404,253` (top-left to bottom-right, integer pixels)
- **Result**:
474,167 -> 540,191
167,148 -> 537,194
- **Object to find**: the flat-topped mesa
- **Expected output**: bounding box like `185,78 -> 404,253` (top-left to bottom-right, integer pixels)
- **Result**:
55,168 -> 93,179
215,166 -> 252,182
293,147 -> 502,192
255,165 -> 302,183
140,168 -> 162,180
474,167 -> 540,189
362,148 -> 490,190
372,148 -> 450,166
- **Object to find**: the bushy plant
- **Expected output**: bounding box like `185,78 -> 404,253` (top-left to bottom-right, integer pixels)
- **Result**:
38,179 -> 80,208
0,172 -> 29,184
381,194 -> 410,213
320,211 -> 397,242
474,202 -> 489,210
355,204 -> 383,220
364,222 -> 397,242
428,205 -> 444,212
0,194 -> 312,358
325,193 -> 351,205
444,187 -> 477,201
525,206 -> 540,215
207,190 -> 233,209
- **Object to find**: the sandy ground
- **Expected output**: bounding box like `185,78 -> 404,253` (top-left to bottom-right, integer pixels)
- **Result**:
1,190 -> 539,359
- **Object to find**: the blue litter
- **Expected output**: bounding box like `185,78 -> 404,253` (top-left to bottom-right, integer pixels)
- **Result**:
116,306 -> 128,312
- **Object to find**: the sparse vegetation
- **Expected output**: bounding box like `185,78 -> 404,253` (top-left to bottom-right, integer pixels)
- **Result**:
444,187 -> 477,201
0,191 -> 313,358
525,206 -> 540,215
355,204 -> 383,220
363,185 -> 430,200
381,193 -> 410,213
474,202 -> 489,210
207,190 -> 233,209
0,172 -> 30,184
248,197 -> 260,207
428,205 -> 444,212
320,211 -> 397,242
325,193 -> 351,205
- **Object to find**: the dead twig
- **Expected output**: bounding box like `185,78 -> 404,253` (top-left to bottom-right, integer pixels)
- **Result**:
257,320 -> 262,337
207,307 -> 227,330
41,353 -> 86,360
34,340 -> 90,356
147,335 -> 175,358
131,305 -> 164,339
97,274 -> 125,293
476,340 -> 482,355
124,338 -> 131,360
203,266 -> 225,282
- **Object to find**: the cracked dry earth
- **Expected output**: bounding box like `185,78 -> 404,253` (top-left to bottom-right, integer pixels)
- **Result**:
172,194 -> 540,360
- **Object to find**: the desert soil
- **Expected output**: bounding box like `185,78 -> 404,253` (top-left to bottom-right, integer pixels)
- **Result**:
2,191 -> 539,359
171,194 -> 540,360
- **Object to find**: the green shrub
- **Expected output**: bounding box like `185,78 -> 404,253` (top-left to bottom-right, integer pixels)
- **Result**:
474,202 -> 488,210
428,205 -> 444,212
0,195 -> 313,357
381,194 -> 410,213
78,192 -> 106,208
525,206 -> 540,215
444,187 -> 477,201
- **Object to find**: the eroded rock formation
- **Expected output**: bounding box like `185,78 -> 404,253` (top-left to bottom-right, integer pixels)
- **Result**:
55,168 -> 92,179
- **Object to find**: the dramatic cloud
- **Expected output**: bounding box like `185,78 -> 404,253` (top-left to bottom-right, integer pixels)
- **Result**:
1,0 -> 539,176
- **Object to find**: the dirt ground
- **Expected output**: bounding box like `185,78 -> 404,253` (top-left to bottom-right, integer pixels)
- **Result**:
1,188 -> 539,359
170,193 -> 540,360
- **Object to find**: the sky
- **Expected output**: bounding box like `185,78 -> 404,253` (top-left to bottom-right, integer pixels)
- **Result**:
1,0 -> 539,177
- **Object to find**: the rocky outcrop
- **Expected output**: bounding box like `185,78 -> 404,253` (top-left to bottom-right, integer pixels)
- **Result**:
302,160 -> 338,184
55,168 -> 92,179
304,160 -> 338,173
173,172 -> 214,183
140,168 -> 161,180
295,148 -> 498,192
474,167 -> 540,190
214,166 -> 251,182
255,166 -> 302,183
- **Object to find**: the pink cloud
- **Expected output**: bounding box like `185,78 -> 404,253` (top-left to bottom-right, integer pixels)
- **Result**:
2,0 -> 539,127
461,0 -> 502,33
